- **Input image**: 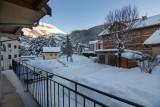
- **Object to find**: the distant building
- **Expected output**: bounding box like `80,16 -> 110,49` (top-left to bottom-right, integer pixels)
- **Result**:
43,47 -> 60,59
89,40 -> 103,51
1,37 -> 20,70
74,43 -> 89,54
20,56 -> 35,61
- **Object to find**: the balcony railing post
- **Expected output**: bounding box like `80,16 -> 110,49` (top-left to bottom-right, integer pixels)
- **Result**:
18,62 -> 20,78
33,67 -> 35,97
46,72 -> 49,107
26,64 -> 29,91
75,83 -> 77,107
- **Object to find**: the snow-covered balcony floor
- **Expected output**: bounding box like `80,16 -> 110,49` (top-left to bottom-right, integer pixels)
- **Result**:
2,70 -> 38,107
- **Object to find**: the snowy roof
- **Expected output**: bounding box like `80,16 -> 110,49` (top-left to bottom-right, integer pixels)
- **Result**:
144,30 -> 160,45
82,51 -> 95,54
94,49 -> 118,52
116,52 -> 142,59
21,56 -> 35,58
95,49 -> 142,54
98,29 -> 110,36
89,40 -> 102,44
133,14 -> 160,29
89,40 -> 98,44
83,48 -> 89,51
98,14 -> 160,36
43,47 -> 60,53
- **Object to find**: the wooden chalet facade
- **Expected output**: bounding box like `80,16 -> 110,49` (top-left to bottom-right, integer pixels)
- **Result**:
89,40 -> 103,51
96,14 -> 160,68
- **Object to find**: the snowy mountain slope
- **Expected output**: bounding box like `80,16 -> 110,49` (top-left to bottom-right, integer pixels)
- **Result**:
21,22 -> 66,47
22,22 -> 66,38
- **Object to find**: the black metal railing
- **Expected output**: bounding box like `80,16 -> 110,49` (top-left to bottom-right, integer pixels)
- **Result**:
12,60 -> 145,107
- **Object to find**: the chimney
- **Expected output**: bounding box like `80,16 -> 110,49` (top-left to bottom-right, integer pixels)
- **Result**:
142,16 -> 147,20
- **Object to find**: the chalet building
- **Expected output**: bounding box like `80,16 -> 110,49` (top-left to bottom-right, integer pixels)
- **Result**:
1,37 -> 20,70
144,29 -> 160,55
96,14 -> 160,67
43,47 -> 60,59
89,40 -> 103,51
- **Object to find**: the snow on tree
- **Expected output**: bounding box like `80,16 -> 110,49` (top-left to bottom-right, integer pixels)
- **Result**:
19,46 -> 29,56
105,5 -> 139,67
48,35 -> 57,47
28,36 -> 48,56
137,54 -> 160,74
74,43 -> 83,55
77,43 -> 83,55
61,34 -> 74,62
28,38 -> 36,55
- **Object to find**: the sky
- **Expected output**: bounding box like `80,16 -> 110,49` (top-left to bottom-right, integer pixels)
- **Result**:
41,0 -> 160,33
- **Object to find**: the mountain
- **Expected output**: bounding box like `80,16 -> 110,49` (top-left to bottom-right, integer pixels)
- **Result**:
22,22 -> 66,38
21,22 -> 66,47
69,24 -> 104,45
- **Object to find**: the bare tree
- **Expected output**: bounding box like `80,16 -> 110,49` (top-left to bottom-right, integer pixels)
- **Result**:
137,54 -> 160,74
105,5 -> 139,67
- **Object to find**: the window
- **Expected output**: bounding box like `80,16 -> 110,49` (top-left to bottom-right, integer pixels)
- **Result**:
8,43 -> 11,48
18,45 -> 21,49
136,45 -> 140,49
50,53 -> 52,56
144,45 -> 149,48
1,55 -> 3,61
127,45 -> 134,48
14,45 -> 17,49
156,27 -> 160,30
3,44 -> 6,52
55,53 -> 57,56
98,44 -> 101,49
14,54 -> 17,58
19,54 -> 21,57
8,55 -> 11,59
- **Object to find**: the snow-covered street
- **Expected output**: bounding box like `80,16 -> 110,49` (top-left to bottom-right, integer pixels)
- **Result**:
28,55 -> 160,107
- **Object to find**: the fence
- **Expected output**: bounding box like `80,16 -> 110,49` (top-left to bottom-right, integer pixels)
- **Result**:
12,60 -> 144,107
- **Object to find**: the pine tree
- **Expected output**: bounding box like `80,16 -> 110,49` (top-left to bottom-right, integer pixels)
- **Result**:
61,34 -> 74,62
28,38 -> 36,55
28,36 -> 48,56
48,35 -> 56,47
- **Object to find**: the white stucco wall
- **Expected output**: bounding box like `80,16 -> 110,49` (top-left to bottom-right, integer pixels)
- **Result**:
1,37 -> 20,70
